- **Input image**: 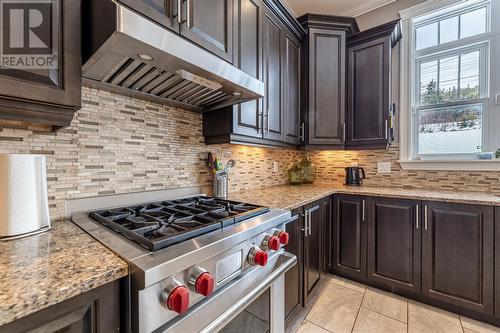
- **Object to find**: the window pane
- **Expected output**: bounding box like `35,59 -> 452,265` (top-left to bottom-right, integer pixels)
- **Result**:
460,51 -> 480,99
439,56 -> 459,102
439,16 -> 458,44
460,7 -> 487,38
418,104 -> 482,155
416,22 -> 438,50
420,60 -> 438,106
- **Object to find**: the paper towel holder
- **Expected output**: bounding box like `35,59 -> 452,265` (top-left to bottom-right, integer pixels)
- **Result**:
0,154 -> 51,241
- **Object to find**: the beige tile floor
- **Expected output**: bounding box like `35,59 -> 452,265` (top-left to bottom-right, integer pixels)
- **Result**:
295,276 -> 500,333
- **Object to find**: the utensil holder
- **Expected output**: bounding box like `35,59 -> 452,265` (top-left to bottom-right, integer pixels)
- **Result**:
213,174 -> 228,198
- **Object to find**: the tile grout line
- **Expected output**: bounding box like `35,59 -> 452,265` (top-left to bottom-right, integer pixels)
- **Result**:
350,286 -> 367,333
406,302 -> 409,333
361,306 -> 409,325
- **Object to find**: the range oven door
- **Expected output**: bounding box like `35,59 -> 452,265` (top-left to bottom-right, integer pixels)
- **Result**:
162,252 -> 297,333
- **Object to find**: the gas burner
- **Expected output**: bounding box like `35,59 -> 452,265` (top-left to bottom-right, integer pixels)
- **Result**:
90,196 -> 269,251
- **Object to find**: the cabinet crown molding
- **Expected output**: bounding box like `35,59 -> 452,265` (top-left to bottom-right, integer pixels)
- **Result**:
297,14 -> 360,35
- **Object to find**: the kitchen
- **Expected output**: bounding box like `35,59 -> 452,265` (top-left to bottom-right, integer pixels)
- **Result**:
0,0 -> 499,332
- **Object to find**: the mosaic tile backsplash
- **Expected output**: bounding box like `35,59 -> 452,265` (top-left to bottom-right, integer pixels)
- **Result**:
0,87 -> 499,220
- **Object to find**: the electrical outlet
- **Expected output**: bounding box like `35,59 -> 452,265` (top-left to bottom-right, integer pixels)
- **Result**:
273,161 -> 279,172
377,162 -> 391,173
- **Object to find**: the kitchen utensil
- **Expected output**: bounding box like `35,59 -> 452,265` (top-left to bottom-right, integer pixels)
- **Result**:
345,166 -> 366,186
207,152 -> 216,174
226,159 -> 236,169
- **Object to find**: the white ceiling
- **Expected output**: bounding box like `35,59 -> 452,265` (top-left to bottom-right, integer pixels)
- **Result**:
283,0 -> 398,17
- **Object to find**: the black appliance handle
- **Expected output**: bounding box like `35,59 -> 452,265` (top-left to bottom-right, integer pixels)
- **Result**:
359,167 -> 366,180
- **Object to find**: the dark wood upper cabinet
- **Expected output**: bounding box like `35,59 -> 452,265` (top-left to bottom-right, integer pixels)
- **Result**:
346,20 -> 401,149
366,197 -> 421,293
116,0 -> 179,31
203,0 -> 304,147
0,0 -> 81,128
333,194 -> 366,280
306,28 -> 345,146
180,0 -> 235,63
283,33 -> 301,145
298,15 -> 358,149
422,202 -> 494,315
231,0 -> 264,138
262,8 -> 284,141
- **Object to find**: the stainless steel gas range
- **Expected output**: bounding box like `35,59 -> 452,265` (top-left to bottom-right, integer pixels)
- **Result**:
69,187 -> 296,333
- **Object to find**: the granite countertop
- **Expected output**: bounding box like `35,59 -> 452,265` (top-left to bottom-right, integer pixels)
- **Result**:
0,221 -> 128,327
229,183 -> 500,210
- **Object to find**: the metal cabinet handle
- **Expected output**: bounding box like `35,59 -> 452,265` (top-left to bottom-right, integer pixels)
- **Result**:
303,211 -> 308,236
362,200 -> 365,222
308,211 -> 312,236
186,0 -> 192,28
416,204 -> 419,229
177,0 -> 182,23
299,122 -> 305,142
385,119 -> 388,140
424,205 -> 428,230
343,123 -> 346,143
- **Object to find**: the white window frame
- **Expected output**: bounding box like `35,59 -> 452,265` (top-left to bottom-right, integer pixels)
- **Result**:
399,0 -> 500,170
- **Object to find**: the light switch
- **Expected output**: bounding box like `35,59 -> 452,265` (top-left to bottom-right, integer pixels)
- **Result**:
377,162 -> 391,174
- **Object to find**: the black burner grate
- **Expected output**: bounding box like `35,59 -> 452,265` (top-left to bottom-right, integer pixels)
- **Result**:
90,196 -> 269,251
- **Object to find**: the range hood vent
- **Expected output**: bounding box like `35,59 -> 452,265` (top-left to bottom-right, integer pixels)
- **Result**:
82,1 -> 264,112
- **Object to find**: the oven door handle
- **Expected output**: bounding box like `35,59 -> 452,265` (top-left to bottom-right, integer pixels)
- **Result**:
199,252 -> 297,333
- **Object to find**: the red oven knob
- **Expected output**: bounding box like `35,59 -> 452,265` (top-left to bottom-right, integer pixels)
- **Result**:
248,246 -> 268,266
255,250 -> 268,266
262,234 -> 280,251
275,231 -> 289,246
166,286 -> 190,314
195,272 -> 215,297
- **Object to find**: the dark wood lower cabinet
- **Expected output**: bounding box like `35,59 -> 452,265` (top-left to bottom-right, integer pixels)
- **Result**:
333,195 -> 366,280
422,202 -> 494,315
304,200 -> 322,299
496,207 -> 500,318
333,194 -> 500,325
0,280 -> 122,333
284,210 -> 303,319
366,197 -> 421,293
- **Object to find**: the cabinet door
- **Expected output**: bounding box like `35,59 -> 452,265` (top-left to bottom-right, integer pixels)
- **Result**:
232,0 -> 263,138
422,202 -> 494,314
333,195 -> 366,279
304,203 -> 322,299
0,0 -> 81,126
262,9 -> 284,142
284,212 -> 303,319
283,33 -> 301,145
307,28 -> 346,146
367,197 -> 421,293
180,0 -> 234,62
495,207 -> 500,318
0,281 -> 121,333
321,196 -> 332,272
117,0 -> 179,31
347,37 -> 390,149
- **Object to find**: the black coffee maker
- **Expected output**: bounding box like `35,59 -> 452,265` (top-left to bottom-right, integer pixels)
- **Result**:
345,167 -> 366,186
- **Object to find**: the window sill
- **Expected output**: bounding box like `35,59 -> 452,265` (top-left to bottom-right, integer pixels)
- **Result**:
398,159 -> 500,171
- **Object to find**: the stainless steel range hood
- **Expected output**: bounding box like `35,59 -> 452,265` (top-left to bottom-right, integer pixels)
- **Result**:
82,1 -> 264,112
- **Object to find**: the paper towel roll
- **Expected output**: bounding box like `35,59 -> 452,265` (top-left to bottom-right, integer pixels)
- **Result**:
0,154 -> 50,238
